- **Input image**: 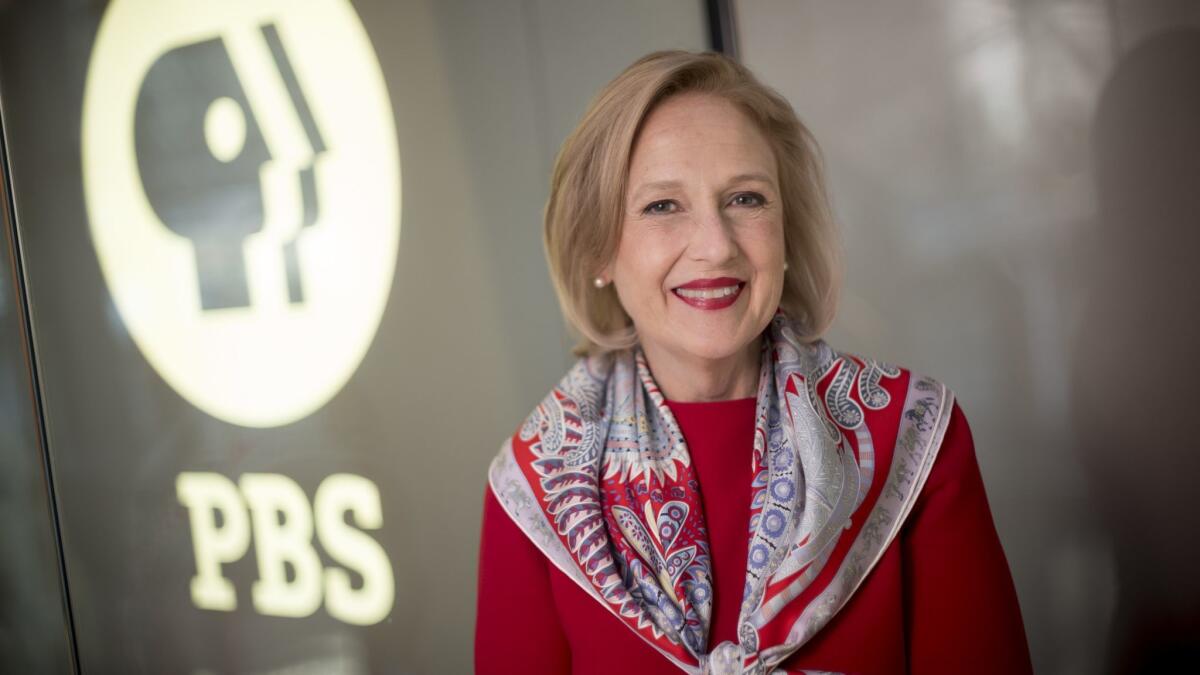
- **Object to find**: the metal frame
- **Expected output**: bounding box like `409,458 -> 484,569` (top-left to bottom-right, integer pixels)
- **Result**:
0,78 -> 81,675
706,0 -> 739,59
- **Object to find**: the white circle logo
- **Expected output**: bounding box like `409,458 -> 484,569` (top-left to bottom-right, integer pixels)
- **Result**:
82,0 -> 400,427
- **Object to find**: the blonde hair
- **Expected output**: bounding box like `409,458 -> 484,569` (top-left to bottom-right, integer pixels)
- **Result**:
544,50 -> 841,355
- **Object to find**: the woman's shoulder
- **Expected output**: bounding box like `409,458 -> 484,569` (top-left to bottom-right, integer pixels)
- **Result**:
771,315 -> 950,397
782,340 -> 962,505
793,336 -> 953,422
494,351 -> 622,470
522,352 -> 613,428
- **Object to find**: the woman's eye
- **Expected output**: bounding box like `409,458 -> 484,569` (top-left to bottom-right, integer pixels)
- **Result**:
729,192 -> 767,208
643,200 -> 678,215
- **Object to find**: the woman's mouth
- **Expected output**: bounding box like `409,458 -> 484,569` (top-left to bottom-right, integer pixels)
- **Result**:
672,278 -> 745,310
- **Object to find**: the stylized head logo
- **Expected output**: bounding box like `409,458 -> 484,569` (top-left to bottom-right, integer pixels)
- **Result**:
82,0 -> 400,427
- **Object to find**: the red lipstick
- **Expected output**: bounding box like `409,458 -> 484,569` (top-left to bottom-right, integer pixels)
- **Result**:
672,277 -> 745,310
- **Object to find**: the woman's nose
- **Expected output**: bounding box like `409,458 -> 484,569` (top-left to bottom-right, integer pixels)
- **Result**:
687,207 -> 739,264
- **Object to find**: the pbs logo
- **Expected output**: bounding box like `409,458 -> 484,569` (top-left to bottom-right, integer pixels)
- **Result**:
82,0 -> 400,427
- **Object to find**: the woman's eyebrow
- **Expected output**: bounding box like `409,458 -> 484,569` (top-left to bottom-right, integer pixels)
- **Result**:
629,173 -> 775,202
726,172 -> 776,187
628,179 -> 683,203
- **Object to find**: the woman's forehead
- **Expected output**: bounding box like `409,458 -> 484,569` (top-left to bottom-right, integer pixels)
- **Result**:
631,95 -> 774,171
639,94 -> 761,141
627,137 -> 777,197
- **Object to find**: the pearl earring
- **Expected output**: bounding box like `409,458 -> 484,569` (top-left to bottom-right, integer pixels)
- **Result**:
783,262 -> 789,271
593,277 -> 607,288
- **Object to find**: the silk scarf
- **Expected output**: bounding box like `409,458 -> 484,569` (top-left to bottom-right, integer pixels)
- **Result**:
488,314 -> 954,674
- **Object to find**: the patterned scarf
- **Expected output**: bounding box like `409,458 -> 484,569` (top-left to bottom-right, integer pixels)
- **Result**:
489,314 -> 953,674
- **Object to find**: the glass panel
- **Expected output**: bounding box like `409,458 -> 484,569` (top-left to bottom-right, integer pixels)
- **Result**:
0,109 -> 74,675
0,0 -> 707,672
736,0 -> 1200,671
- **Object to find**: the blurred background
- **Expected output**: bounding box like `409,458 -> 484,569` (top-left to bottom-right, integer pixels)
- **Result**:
0,0 -> 1196,673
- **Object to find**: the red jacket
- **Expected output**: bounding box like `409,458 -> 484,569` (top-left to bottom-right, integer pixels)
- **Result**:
476,395 -> 1031,674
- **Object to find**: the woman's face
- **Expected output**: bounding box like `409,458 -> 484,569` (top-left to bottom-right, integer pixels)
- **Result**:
605,92 -> 786,367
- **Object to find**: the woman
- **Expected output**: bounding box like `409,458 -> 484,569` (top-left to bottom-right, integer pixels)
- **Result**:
475,51 -> 1031,674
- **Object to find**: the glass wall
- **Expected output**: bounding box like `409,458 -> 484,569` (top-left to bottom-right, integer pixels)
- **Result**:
14,0 -> 1195,671
0,1 -> 708,672
737,1 -> 1200,672
0,108 -> 75,675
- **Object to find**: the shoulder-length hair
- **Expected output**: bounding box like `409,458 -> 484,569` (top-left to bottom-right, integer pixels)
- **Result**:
544,50 -> 841,355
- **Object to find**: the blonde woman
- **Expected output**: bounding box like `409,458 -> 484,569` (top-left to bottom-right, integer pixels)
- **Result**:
476,51 -> 1031,674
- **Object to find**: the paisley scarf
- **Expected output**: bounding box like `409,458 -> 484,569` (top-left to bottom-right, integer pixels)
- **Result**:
488,314 -> 953,674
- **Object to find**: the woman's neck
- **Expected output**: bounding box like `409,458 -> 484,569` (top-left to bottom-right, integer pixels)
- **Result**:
641,336 -> 761,402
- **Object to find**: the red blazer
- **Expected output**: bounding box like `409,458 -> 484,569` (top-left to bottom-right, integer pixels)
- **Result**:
476,397 -> 1031,674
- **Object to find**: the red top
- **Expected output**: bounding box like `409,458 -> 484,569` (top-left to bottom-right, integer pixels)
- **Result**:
475,398 -> 1032,674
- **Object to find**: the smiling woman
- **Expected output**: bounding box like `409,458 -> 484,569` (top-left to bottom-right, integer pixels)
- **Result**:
476,51 -> 1032,674
603,92 -> 789,402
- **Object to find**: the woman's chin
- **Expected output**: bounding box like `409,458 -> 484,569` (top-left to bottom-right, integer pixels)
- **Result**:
667,313 -> 768,359
665,332 -> 759,364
